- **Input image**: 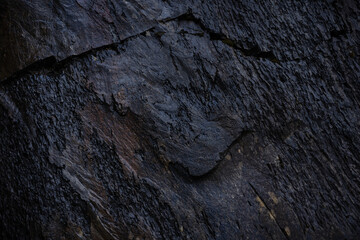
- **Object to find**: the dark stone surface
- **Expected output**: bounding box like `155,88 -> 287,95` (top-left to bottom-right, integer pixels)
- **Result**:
1,0 -> 360,239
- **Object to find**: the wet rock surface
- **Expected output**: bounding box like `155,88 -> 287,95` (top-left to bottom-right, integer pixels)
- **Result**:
1,0 -> 360,239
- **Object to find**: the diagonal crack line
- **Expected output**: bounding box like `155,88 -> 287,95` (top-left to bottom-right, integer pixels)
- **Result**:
248,182 -> 290,240
2,7 -> 310,84
1,26 -> 156,84
161,9 -> 280,62
162,9 -> 313,64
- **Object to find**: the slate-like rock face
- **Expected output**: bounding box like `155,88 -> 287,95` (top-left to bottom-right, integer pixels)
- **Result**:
1,0 -> 360,239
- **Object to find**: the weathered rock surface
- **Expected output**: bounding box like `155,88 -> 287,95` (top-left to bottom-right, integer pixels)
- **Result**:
1,0 -> 359,239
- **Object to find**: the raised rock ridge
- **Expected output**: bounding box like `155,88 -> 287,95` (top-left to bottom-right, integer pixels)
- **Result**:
1,0 -> 359,239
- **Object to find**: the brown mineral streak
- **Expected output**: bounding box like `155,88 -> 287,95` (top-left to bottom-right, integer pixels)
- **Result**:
1,0 -> 359,239
81,104 -> 142,175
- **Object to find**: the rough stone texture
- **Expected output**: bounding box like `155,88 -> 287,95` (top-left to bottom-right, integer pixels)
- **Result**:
1,0 -> 360,239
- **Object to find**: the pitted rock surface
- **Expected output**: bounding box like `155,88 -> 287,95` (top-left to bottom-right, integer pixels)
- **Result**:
1,0 -> 359,239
